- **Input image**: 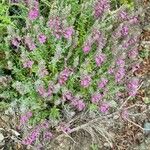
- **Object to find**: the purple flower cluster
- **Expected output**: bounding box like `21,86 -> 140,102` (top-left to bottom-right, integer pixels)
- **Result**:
118,10 -> 139,25
63,27 -> 74,39
38,34 -> 46,44
123,36 -> 138,49
98,78 -> 108,89
118,10 -> 128,20
18,111 -> 32,129
99,103 -> 110,113
23,60 -> 34,69
22,120 -> 51,146
71,98 -> 86,111
80,75 -> 91,88
128,48 -> 138,60
94,0 -> 110,18
115,67 -> 126,83
120,25 -> 129,37
95,53 -> 106,67
11,37 -> 21,47
37,83 -> 53,98
127,78 -> 139,96
43,131 -> 53,140
115,58 -> 126,83
48,17 -> 74,39
83,42 -> 91,53
58,68 -> 72,85
62,91 -> 73,102
28,0 -> 39,20
62,91 -> 85,111
59,122 -> 71,133
91,93 -> 103,104
24,36 -> 36,51
37,62 -> 49,78
83,29 -> 105,54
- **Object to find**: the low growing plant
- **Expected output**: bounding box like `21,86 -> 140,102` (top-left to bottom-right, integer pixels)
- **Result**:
0,0 -> 143,148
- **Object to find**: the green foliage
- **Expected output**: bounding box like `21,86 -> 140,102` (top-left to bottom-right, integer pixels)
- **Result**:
90,143 -> 99,150
50,107 -> 60,119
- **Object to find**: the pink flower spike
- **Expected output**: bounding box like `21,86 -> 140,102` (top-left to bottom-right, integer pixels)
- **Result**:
99,103 -> 109,113
38,34 -> 46,44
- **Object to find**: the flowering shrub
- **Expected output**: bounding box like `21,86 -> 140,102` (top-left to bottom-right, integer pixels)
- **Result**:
0,0 -> 142,148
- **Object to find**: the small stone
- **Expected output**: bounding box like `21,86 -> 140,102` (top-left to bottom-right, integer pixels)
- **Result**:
0,133 -> 4,142
144,122 -> 150,134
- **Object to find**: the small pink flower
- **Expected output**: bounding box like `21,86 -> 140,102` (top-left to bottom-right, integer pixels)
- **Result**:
128,16 -> 139,24
38,67 -> 49,78
24,36 -> 36,51
95,53 -> 106,67
115,67 -> 125,83
80,75 -> 91,88
75,100 -> 86,111
63,27 -> 74,39
41,120 -> 49,129
58,68 -> 72,85
26,111 -> 32,118
37,85 -> 46,97
83,43 -> 91,53
62,91 -> 73,101
128,49 -> 138,59
28,9 -> 39,20
43,131 -> 53,140
116,58 -> 125,67
28,1 -> 39,20
98,78 -> 108,89
91,93 -> 103,104
48,17 -> 62,39
127,78 -> 139,96
20,115 -> 28,124
94,0 -> 110,18
120,25 -> 129,36
122,109 -> 129,120
11,38 -> 20,47
38,34 -> 46,44
119,11 -> 128,20
132,63 -> 140,73
108,68 -> 114,74
99,103 -> 109,113
23,60 -> 34,68
60,123 -> 71,133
